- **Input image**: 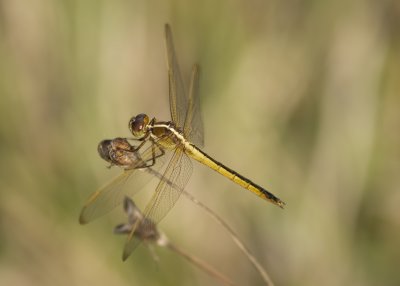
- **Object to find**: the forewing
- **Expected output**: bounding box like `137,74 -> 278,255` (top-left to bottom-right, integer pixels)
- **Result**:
183,64 -> 204,147
122,149 -> 193,260
165,24 -> 188,128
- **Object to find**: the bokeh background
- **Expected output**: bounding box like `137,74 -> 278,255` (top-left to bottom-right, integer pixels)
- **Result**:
1,0 -> 399,285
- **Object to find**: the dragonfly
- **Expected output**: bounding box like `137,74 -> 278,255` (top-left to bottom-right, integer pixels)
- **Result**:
79,24 -> 285,260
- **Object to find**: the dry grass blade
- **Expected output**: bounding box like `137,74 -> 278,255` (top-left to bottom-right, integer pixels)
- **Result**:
143,165 -> 274,285
181,191 -> 275,286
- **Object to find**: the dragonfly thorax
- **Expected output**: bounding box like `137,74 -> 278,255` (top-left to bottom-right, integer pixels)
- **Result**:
149,120 -> 186,149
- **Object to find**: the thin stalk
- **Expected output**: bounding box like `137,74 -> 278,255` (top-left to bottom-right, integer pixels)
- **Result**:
181,191 -> 274,286
165,240 -> 236,286
144,166 -> 274,286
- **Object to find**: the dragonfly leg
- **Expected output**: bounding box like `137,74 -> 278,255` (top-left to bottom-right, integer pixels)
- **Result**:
148,140 -> 166,167
131,139 -> 147,152
135,141 -> 165,170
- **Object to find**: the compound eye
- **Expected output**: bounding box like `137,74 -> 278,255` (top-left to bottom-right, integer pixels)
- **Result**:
129,114 -> 149,138
98,140 -> 113,162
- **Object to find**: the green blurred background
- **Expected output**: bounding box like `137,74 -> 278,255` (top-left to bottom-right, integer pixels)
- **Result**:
1,0 -> 399,285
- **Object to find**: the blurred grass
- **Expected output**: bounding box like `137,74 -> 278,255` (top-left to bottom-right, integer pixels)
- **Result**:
1,0 -> 400,285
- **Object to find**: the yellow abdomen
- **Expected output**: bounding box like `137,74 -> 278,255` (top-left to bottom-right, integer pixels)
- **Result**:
185,144 -> 285,208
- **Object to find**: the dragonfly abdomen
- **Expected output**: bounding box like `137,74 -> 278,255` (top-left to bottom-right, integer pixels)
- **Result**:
186,145 -> 285,208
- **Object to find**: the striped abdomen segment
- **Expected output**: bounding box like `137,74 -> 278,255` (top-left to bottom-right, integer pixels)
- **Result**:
186,144 -> 285,208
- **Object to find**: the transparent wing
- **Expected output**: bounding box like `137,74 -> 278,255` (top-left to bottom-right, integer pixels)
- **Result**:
79,140 -> 169,225
165,24 -> 188,128
144,150 -> 193,224
183,64 -> 204,147
122,149 -> 193,260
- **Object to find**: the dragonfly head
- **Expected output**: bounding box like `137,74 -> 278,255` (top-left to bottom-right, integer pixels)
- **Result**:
129,113 -> 150,139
